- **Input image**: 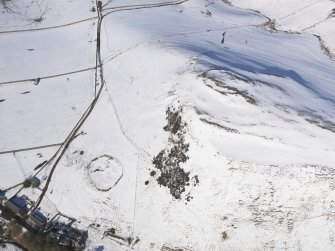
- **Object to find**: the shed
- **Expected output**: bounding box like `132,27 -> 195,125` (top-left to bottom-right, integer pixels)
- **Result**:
28,210 -> 48,229
5,196 -> 29,217
24,176 -> 41,188
97,1 -> 102,10
30,176 -> 41,188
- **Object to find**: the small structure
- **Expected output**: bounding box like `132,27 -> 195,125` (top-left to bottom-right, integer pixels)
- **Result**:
5,196 -> 29,217
24,176 -> 41,188
30,176 -> 41,188
97,1 -> 102,10
48,222 -> 88,249
27,210 -> 48,229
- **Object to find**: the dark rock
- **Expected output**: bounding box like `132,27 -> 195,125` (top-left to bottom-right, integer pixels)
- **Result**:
152,105 -> 198,200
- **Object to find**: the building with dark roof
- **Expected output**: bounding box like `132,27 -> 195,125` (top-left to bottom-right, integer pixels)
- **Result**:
30,177 -> 41,188
27,210 -> 48,229
48,222 -> 88,249
24,176 -> 41,188
5,196 -> 29,217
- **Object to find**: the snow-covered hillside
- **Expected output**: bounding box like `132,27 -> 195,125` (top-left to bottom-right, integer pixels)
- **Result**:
229,0 -> 335,57
1,0 -> 335,250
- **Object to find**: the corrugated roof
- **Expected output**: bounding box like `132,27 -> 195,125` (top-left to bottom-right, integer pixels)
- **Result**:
9,196 -> 28,209
31,176 -> 41,183
32,210 -> 48,223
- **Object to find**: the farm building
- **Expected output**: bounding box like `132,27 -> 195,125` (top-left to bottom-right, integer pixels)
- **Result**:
30,177 -> 41,187
48,222 -> 88,249
24,176 -> 41,188
27,210 -> 48,229
5,196 -> 29,217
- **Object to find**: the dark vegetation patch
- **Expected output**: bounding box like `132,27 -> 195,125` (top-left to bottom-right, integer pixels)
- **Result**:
298,110 -> 335,133
260,18 -> 299,35
185,193 -> 193,202
200,118 -> 239,133
34,160 -> 47,171
202,69 -> 290,100
311,165 -> 335,190
263,19 -> 276,31
221,0 -> 232,5
221,231 -> 228,241
0,0 -> 11,9
192,175 -> 199,185
88,223 -> 100,229
221,71 -> 251,84
105,228 -> 115,235
201,71 -> 257,105
314,35 -> 335,60
152,106 -> 197,200
201,9 -> 212,17
328,8 -> 335,18
256,79 -> 288,94
33,16 -> 43,23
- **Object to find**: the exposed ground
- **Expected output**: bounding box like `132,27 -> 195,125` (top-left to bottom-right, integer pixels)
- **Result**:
152,106 -> 196,200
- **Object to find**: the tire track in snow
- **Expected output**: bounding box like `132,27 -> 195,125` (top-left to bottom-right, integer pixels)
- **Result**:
102,0 -> 188,13
0,66 -> 98,86
0,17 -> 97,34
0,143 -> 63,155
0,0 -> 187,34
277,0 -> 321,21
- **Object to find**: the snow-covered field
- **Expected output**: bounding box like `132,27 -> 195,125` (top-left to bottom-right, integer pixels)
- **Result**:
1,0 -> 335,250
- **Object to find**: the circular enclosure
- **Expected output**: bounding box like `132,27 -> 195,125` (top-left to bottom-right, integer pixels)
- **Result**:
88,155 -> 123,191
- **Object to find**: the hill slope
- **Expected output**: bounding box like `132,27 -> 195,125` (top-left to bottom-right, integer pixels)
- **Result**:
1,0 -> 335,250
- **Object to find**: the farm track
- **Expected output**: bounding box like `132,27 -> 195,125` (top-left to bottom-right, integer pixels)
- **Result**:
0,143 -> 62,155
0,17 -> 97,34
0,67 -> 98,86
0,0 -> 188,34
